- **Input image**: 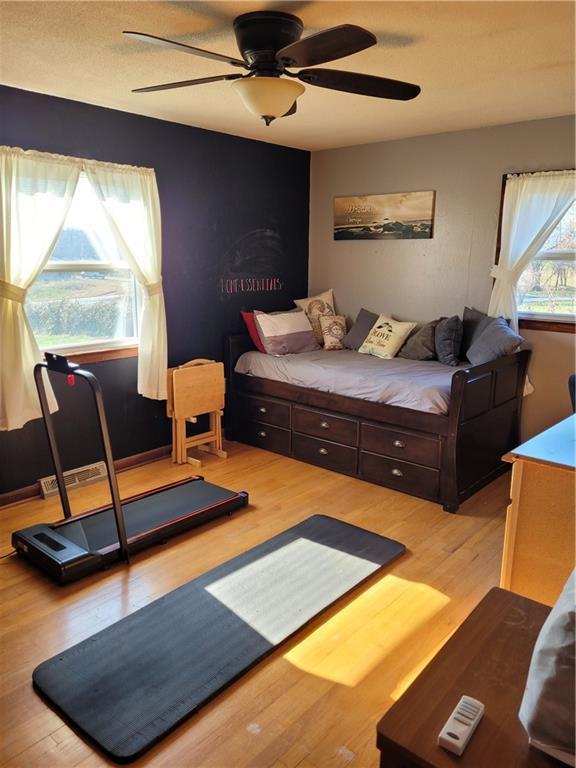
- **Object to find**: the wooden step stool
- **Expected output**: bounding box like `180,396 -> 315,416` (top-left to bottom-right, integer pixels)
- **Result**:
167,359 -> 227,467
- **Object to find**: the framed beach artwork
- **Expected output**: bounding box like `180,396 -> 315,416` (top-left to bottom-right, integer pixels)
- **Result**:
334,190 -> 436,240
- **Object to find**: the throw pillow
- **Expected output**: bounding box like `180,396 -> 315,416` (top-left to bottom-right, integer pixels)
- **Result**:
359,314 -> 417,359
320,315 -> 347,350
462,306 -> 495,354
466,317 -> 523,365
253,309 -> 319,356
519,570 -> 575,755
240,311 -> 266,353
294,289 -> 335,344
435,315 -> 463,366
342,308 -> 379,350
398,319 -> 440,360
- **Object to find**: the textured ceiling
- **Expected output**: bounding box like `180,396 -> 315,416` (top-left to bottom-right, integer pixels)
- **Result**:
1,1 -> 574,150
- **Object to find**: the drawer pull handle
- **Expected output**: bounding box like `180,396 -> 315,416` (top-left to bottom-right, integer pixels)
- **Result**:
393,440 -> 406,449
320,421 -> 330,429
258,406 -> 267,414
258,430 -> 267,438
319,447 -> 329,455
391,468 -> 404,477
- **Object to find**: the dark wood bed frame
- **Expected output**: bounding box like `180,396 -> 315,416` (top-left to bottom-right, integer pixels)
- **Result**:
225,334 -> 531,513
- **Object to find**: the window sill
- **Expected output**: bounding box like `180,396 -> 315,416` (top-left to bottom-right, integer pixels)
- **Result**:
40,346 -> 139,364
519,318 -> 575,334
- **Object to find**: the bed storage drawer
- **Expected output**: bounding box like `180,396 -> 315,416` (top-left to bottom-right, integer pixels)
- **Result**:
293,406 -> 358,447
360,423 -> 440,468
359,451 -> 440,500
239,421 -> 291,456
237,395 -> 291,429
293,433 -> 357,476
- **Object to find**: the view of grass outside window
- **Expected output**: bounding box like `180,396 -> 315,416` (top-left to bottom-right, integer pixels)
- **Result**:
517,200 -> 576,320
26,174 -> 140,352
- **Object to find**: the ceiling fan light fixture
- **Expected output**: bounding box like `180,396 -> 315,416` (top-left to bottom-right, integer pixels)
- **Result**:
232,76 -> 305,125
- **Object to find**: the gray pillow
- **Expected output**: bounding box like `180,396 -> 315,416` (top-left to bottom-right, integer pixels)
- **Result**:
342,308 -> 378,350
398,319 -> 440,360
466,317 -> 523,365
462,306 -> 495,354
435,315 -> 463,366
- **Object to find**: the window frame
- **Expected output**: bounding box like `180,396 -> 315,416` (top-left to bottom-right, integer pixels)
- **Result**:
494,172 -> 575,334
28,176 -> 142,361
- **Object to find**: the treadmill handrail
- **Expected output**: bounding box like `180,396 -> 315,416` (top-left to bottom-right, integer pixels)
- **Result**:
33,358 -> 130,564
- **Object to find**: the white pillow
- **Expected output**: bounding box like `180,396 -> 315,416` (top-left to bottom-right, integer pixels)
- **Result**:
294,289 -> 335,344
359,314 -> 417,359
519,571 -> 575,760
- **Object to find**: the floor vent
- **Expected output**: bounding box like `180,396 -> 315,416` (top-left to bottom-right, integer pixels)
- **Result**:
39,461 -> 108,498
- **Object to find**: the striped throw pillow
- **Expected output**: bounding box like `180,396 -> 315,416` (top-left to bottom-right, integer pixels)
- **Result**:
254,310 -> 320,356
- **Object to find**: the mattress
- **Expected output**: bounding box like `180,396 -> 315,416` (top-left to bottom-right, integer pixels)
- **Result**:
235,349 -> 467,415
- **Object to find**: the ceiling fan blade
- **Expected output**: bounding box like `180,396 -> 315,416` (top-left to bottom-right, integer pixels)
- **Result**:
297,68 -> 421,100
282,101 -> 298,117
132,74 -> 244,93
123,31 -> 248,68
276,25 -> 376,68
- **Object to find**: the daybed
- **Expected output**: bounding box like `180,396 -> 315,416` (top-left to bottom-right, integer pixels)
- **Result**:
225,334 -> 531,513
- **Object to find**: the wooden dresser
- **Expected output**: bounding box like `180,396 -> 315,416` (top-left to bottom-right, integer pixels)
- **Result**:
500,415 -> 575,606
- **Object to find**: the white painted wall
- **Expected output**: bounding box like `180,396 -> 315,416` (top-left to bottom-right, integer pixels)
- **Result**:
309,116 -> 575,438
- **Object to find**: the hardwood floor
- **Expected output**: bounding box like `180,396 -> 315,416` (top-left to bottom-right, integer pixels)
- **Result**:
0,441 -> 511,768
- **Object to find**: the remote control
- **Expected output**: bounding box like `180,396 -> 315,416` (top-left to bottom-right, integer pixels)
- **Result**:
438,695 -> 484,756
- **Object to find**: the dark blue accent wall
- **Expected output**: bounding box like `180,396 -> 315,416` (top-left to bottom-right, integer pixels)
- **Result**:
0,86 -> 310,494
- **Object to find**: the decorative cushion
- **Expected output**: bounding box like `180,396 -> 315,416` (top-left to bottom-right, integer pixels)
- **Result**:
519,570 -> 575,756
435,315 -> 463,366
294,289 -> 335,344
253,309 -> 319,356
240,311 -> 266,353
466,317 -> 523,365
462,307 -> 495,354
342,308 -> 379,350
398,319 -> 440,360
320,315 -> 347,350
359,314 -> 417,359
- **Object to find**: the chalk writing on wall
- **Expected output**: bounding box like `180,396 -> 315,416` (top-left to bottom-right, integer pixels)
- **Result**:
220,228 -> 286,298
221,277 -> 283,294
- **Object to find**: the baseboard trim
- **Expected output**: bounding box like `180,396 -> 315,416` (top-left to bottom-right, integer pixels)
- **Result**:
0,444 -> 172,509
0,483 -> 39,509
114,444 -> 172,472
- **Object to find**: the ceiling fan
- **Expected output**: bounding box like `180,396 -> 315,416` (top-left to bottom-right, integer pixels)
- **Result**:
124,11 -> 421,126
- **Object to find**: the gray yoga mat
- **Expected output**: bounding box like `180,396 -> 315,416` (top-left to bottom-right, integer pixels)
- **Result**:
33,515 -> 405,763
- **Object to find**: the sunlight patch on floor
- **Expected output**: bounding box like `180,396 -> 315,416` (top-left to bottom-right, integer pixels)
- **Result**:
283,574 -> 450,687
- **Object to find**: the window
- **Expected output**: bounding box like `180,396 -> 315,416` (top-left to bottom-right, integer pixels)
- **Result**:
26,173 -> 141,353
517,200 -> 576,321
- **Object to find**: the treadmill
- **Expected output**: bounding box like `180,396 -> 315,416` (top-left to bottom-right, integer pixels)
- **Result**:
12,353 -> 248,584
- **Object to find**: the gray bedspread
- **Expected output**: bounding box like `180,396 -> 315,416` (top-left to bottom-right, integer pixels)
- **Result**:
235,349 -> 466,415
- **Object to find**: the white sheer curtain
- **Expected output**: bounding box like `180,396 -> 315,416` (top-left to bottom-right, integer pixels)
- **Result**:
0,147 -> 80,431
85,162 -> 167,400
489,170 -> 576,331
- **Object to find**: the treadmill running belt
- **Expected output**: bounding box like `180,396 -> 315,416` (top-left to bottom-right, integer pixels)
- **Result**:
57,480 -> 238,552
33,515 -> 405,763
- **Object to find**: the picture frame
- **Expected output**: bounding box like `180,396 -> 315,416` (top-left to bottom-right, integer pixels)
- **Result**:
334,190 -> 436,240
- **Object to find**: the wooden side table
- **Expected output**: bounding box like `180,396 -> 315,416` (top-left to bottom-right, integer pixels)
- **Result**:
376,588 -> 557,768
500,415 -> 575,606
